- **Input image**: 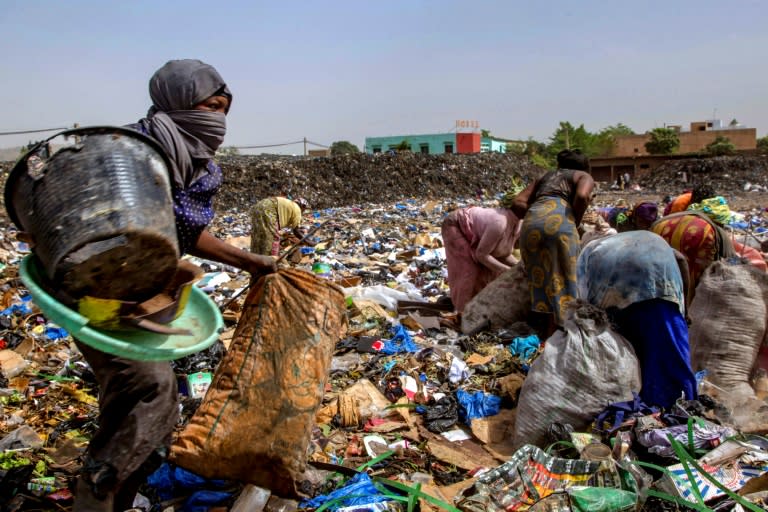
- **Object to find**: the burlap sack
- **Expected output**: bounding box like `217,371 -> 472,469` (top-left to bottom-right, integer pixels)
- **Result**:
461,264 -> 530,334
689,261 -> 768,403
171,268 -> 347,497
513,303 -> 641,449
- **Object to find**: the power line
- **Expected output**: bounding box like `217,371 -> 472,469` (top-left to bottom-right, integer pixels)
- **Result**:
234,139 -> 329,150
235,140 -> 305,149
0,126 -> 69,136
0,127 -> 331,151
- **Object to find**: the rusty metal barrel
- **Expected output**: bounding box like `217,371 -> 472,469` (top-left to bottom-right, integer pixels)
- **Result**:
4,126 -> 180,302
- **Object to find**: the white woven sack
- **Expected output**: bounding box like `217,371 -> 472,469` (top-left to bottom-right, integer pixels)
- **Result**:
513,302 -> 641,449
689,261 -> 768,403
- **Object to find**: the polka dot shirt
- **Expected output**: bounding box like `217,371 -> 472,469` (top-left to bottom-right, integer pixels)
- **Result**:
171,160 -> 221,254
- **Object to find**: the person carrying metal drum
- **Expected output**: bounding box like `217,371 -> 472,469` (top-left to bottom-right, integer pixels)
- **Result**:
73,59 -> 277,512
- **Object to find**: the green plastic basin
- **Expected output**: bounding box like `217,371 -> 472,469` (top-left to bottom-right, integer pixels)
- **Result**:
20,255 -> 224,361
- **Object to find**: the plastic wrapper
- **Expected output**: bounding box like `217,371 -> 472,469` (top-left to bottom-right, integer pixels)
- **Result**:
637,420 -> 736,458
456,390 -> 501,425
457,444 -> 602,511
380,324 -> 419,355
423,395 -> 459,433
300,472 -> 394,511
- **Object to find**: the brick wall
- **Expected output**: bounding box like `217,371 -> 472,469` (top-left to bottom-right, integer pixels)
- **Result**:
613,128 -> 757,156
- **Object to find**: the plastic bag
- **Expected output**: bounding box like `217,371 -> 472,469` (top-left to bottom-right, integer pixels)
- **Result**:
514,303 -> 641,449
461,264 -> 530,334
456,390 -> 501,425
380,324 -> 419,354
508,334 -> 540,362
458,444 -> 601,512
526,487 -> 637,512
423,395 -> 459,433
300,472 -> 393,510
145,463 -> 231,512
689,261 -> 768,404
637,420 -> 736,458
182,491 -> 232,512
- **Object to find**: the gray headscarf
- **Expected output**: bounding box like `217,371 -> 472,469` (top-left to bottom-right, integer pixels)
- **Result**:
138,59 -> 232,188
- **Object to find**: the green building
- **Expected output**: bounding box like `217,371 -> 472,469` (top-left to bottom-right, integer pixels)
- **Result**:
365,132 -> 517,155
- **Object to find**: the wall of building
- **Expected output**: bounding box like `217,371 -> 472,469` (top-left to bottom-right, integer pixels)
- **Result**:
613,134 -> 652,156
613,127 -> 757,156
480,138 -> 507,153
456,133 -> 480,154
678,128 -> 756,153
365,133 -> 457,154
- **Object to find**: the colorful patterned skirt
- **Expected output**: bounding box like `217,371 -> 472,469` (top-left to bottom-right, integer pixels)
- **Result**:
520,197 -> 580,327
651,214 -> 716,286
250,197 -> 281,256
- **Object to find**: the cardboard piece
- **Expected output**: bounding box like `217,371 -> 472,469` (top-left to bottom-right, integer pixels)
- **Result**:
407,312 -> 441,330
316,379 -> 394,425
419,482 -> 449,512
465,353 -> 494,366
470,408 -> 517,445
422,427 -> 500,471
436,477 -> 477,505
497,372 -> 525,402
0,349 -> 28,379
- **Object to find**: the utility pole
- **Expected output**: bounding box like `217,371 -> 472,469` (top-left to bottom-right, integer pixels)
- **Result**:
303,137 -> 307,157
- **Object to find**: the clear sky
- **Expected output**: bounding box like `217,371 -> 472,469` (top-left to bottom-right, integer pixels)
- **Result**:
2,1 -> 767,154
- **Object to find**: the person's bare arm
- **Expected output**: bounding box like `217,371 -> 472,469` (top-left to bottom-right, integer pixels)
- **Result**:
474,219 -> 512,275
672,248 -> 693,311
189,230 -> 277,276
510,181 -> 537,219
500,253 -> 519,267
572,172 -> 595,226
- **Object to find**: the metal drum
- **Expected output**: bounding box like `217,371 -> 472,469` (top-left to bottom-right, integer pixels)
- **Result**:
5,126 -> 180,302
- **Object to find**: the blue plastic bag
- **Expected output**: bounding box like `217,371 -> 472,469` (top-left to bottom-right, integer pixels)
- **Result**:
45,326 -> 68,340
456,390 -> 501,425
1,296 -> 33,316
146,463 -> 230,509
182,491 -> 232,512
300,472 -> 394,510
380,324 -> 419,354
508,334 -> 540,362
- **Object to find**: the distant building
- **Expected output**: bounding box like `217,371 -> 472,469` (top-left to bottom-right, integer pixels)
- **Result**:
612,120 -> 756,156
589,154 -> 692,184
590,120 -> 758,184
308,149 -> 331,157
482,136 -> 522,153
364,132 -> 517,155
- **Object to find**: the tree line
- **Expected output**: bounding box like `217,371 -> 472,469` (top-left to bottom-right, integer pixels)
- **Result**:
508,121 -> 768,168
217,128 -> 768,161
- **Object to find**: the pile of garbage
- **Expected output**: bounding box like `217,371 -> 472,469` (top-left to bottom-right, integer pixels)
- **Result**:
2,191 -> 768,512
212,152 -> 546,211
639,155 -> 768,196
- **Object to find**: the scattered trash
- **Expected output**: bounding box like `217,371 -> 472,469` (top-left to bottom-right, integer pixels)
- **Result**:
2,153 -> 768,511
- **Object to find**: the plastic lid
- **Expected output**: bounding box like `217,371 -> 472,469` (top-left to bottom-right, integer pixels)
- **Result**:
20,255 -> 224,361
